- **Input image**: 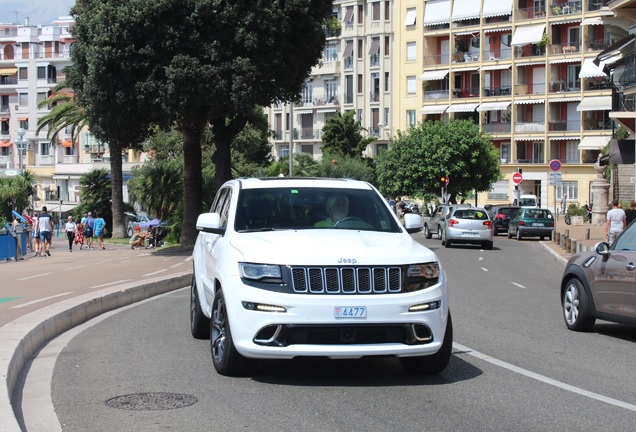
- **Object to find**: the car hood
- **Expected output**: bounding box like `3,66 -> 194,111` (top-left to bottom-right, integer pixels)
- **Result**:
230,229 -> 438,266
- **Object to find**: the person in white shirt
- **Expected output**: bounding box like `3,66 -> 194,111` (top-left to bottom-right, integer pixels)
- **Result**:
65,216 -> 77,252
605,199 -> 626,245
38,206 -> 54,257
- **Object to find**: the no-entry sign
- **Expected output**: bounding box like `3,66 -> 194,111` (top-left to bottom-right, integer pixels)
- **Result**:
512,172 -> 523,184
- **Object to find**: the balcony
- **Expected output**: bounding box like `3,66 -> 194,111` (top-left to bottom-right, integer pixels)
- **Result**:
515,6 -> 546,21
612,93 -> 635,112
370,54 -> 380,67
452,87 -> 480,99
582,118 -> 611,131
423,54 -> 445,66
0,76 -> 17,85
484,49 -> 513,61
369,92 -> 380,102
515,83 -> 547,95
587,0 -> 610,11
344,93 -> 354,104
514,45 -> 546,59
424,89 -> 450,101
453,52 -> 479,63
37,154 -> 54,165
483,123 -> 512,133
549,42 -> 580,55
547,120 -> 580,131
549,80 -> 581,93
550,1 -> 582,15
0,155 -> 9,168
483,86 -> 512,96
514,122 -> 546,133
586,39 -> 609,52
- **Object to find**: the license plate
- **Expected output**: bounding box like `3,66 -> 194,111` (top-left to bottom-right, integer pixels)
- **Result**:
532,223 -> 544,227
462,232 -> 479,237
334,306 -> 367,319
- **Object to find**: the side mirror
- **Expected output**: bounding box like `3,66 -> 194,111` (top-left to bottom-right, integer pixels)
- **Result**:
196,213 -> 225,234
595,241 -> 610,256
403,213 -> 423,234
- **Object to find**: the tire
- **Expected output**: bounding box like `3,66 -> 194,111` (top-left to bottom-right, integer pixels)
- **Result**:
507,228 -> 512,239
424,224 -> 432,239
548,232 -> 553,241
400,312 -> 453,374
127,226 -> 134,237
564,215 -> 571,225
483,241 -> 493,250
190,274 -> 210,339
210,288 -> 255,376
562,278 -> 595,331
442,229 -> 451,247
516,229 -> 522,241
437,225 -> 444,240
493,228 -> 498,236
540,236 -> 544,241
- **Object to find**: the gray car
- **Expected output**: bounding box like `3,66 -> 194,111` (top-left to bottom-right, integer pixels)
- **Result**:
560,220 -> 636,331
441,206 -> 494,250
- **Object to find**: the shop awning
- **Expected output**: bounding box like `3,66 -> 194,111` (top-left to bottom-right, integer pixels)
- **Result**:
551,19 -> 582,25
404,8 -> 417,26
423,0 -> 451,26
480,64 -> 512,71
578,136 -> 610,150
511,24 -> 546,46
516,61 -> 546,66
0,68 -> 17,75
577,96 -> 612,111
446,103 -> 479,113
17,117 -> 27,121
452,66 -> 479,73
581,17 -> 603,26
420,70 -> 449,81
482,0 -> 513,18
61,140 -> 73,147
477,102 -> 511,111
579,58 -> 607,78
451,0 -> 481,22
420,105 -> 448,114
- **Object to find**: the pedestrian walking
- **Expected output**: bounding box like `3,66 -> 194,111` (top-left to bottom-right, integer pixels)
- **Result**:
605,199 -> 626,245
74,221 -> 85,249
84,212 -> 95,249
65,216 -> 77,252
560,194 -> 567,215
31,211 -> 40,255
625,200 -> 636,226
93,212 -> 107,250
37,206 -> 54,257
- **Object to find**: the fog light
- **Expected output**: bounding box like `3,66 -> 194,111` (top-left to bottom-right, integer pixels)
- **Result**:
408,301 -> 441,312
242,302 -> 287,313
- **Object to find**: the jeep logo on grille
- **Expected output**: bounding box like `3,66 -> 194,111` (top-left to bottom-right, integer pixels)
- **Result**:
338,257 -> 357,264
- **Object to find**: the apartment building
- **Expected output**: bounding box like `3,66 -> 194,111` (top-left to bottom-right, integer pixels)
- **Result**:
0,17 -> 145,214
265,1 -> 395,162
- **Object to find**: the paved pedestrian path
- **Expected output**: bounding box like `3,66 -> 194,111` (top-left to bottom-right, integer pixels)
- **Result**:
541,216 -> 606,264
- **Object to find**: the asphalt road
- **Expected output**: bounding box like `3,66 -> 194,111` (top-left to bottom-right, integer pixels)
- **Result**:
25,234 -> 636,431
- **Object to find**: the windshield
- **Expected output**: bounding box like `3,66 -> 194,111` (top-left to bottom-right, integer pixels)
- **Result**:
519,198 -> 537,207
234,187 -> 402,233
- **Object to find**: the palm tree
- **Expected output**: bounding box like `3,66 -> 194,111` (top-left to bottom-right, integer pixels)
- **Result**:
0,170 -> 36,220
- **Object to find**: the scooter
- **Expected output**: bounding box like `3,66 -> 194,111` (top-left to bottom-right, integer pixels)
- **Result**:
584,203 -> 592,223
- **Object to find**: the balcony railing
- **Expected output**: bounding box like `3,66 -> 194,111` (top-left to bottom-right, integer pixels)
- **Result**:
514,45 -> 546,58
424,89 -> 450,100
586,39 -> 609,52
587,0 -> 610,11
619,54 -> 636,90
344,93 -> 354,104
0,155 -> 9,167
369,92 -> 380,102
549,81 -> 580,93
452,87 -> 480,98
0,76 -> 17,85
273,130 -> 283,140
586,81 -> 611,91
515,83 -> 547,95
549,42 -> 580,55
547,120 -> 580,131
514,122 -> 546,133
343,56 -> 353,69
550,1 -> 582,15
37,155 -> 54,165
612,93 -> 635,112
516,6 -> 547,20
483,123 -> 512,133
515,157 -> 545,164
370,54 -> 380,67
484,49 -> 513,61
483,86 -> 512,96
423,54 -> 445,66
582,118 -> 611,131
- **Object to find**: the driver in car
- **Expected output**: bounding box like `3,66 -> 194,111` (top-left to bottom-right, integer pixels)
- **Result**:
315,194 -> 349,227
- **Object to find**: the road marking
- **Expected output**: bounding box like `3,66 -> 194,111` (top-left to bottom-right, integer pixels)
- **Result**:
143,269 -> 168,277
65,265 -> 86,271
169,263 -> 184,268
89,279 -> 133,289
0,297 -> 22,304
479,257 -> 483,261
454,342 -> 636,412
17,272 -> 53,281
94,260 -> 112,265
11,292 -> 73,309
512,282 -> 526,289
481,267 -> 489,272
184,256 -> 193,262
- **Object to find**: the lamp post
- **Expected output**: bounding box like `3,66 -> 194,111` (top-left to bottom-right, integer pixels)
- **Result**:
14,127 -> 28,171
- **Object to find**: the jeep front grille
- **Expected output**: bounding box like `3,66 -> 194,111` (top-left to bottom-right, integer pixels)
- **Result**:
291,266 -> 402,294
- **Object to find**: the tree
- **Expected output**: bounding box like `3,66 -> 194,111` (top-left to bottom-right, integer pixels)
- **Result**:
69,0 -> 333,246
35,81 -> 88,146
321,111 -> 375,158
376,120 -> 501,202
72,169 -> 113,230
0,171 -> 36,220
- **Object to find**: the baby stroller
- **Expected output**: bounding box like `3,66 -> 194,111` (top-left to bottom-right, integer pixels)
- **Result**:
154,225 -> 169,247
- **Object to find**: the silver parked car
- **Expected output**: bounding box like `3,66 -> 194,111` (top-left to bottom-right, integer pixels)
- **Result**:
441,206 -> 494,250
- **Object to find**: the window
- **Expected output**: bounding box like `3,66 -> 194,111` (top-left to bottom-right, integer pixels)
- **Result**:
325,42 -> 337,62
407,110 -> 416,127
502,34 -> 512,47
37,66 -> 46,79
376,143 -> 388,156
301,83 -> 313,104
358,5 -> 363,24
357,74 -> 363,94
357,39 -> 363,59
37,92 -> 47,104
18,68 -> 27,80
406,41 -> 416,61
384,1 -> 390,21
372,2 -> 380,21
500,142 -> 511,163
301,145 -> 313,155
384,108 -> 390,126
566,141 -> 579,163
407,76 -> 417,94
19,119 -> 28,129
358,109 -> 363,121
471,37 -> 480,49
40,142 -> 50,155
325,79 -> 338,102
384,36 -> 390,56
344,6 -> 354,24
557,181 -> 578,201
384,72 -> 390,92
18,93 -> 28,106
280,145 -> 289,159
405,8 -> 416,26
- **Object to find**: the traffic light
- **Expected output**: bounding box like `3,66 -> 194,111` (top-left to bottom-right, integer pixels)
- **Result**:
439,172 -> 447,187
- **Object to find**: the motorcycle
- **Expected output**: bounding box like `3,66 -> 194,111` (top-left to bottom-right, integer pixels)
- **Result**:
584,203 -> 592,223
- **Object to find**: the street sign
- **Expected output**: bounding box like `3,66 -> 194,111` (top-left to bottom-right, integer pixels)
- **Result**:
549,171 -> 562,186
512,172 -> 523,184
549,159 -> 562,172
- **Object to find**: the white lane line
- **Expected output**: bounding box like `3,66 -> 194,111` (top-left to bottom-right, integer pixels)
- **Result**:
479,257 -> 484,261
454,342 -> 636,412
481,267 -> 489,272
17,272 -> 54,281
65,265 -> 86,271
142,269 -> 168,277
11,292 -> 73,309
512,282 -> 526,289
89,279 -> 133,289
94,260 -> 112,265
184,256 -> 193,262
169,263 -> 184,268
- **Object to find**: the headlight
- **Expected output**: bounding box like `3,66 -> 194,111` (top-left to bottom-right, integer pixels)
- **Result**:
239,263 -> 282,281
404,262 -> 440,292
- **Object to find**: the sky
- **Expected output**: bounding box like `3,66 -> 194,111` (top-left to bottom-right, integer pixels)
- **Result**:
0,0 -> 76,26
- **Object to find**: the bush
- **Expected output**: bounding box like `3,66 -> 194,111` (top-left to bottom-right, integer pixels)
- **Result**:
567,203 -> 585,217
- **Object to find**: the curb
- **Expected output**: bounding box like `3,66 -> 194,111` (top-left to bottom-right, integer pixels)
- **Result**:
0,271 -> 192,431
539,241 -> 568,266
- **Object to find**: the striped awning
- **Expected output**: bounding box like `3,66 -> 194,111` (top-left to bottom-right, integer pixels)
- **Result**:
420,105 -> 448,114
421,70 -> 449,81
514,99 -> 545,105
480,64 -> 512,71
577,96 -> 612,111
294,110 -> 312,115
548,97 -> 581,103
578,136 -> 610,150
477,102 -> 511,112
317,108 -> 337,113
446,103 -> 479,113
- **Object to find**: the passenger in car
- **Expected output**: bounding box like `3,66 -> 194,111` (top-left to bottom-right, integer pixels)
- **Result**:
315,194 -> 349,227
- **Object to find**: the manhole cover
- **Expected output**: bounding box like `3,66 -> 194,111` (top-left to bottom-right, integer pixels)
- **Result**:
106,392 -> 197,411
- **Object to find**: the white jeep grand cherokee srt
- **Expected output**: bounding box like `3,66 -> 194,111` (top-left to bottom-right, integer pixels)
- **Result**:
191,177 -> 452,376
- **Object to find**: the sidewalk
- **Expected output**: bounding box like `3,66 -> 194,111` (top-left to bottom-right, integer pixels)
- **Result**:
540,216 -> 606,265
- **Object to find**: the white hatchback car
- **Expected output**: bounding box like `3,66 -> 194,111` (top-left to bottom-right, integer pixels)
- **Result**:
190,178 -> 452,376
